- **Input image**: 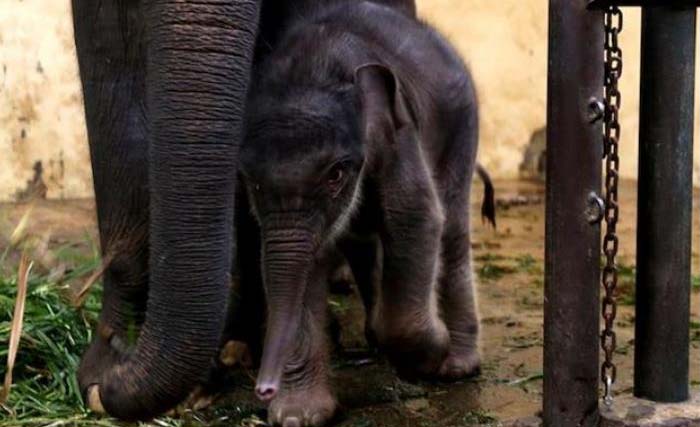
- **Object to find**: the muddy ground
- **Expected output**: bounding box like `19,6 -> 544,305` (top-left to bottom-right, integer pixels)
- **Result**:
1,179 -> 699,427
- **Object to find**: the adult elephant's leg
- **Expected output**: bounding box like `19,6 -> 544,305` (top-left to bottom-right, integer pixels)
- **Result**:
72,0 -> 150,402
253,0 -> 415,62
223,190 -> 265,361
73,0 -> 261,420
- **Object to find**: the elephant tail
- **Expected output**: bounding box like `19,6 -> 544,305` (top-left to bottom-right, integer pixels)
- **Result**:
476,163 -> 496,228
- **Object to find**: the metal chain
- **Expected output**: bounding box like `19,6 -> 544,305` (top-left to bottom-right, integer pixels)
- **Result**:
601,5 -> 623,407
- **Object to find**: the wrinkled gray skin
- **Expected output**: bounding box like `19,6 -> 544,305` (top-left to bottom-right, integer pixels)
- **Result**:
71,0 -> 414,421
72,1 -> 260,420
239,2 -> 482,425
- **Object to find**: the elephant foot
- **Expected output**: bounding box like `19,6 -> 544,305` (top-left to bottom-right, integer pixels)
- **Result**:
165,385 -> 219,416
87,385 -> 106,414
78,330 -> 129,412
166,341 -> 253,417
268,384 -> 337,427
438,349 -> 481,381
376,316 -> 450,379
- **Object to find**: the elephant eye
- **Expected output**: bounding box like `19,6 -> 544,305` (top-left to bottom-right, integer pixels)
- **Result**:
326,165 -> 346,194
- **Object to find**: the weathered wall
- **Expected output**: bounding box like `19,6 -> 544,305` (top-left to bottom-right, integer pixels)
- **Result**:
418,2 -> 700,185
1,1 -> 699,200
0,0 -> 91,200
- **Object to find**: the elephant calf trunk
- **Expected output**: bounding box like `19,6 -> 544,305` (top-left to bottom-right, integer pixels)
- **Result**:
255,230 -> 315,401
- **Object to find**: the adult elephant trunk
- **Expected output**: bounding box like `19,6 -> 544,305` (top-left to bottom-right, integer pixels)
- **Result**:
93,1 -> 260,420
255,228 -> 316,401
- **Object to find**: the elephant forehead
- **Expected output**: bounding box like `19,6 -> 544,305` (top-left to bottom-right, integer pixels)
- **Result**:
241,130 -> 340,173
242,117 -> 358,174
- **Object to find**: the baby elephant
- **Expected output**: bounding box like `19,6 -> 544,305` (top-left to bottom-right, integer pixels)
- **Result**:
239,1 -> 485,425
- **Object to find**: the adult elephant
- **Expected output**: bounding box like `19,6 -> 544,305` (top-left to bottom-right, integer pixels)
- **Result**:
72,0 -> 416,422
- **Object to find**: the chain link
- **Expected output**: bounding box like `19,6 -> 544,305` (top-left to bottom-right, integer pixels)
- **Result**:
601,5 -> 623,407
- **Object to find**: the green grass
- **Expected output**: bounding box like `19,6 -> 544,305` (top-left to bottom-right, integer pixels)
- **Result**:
0,253 -> 170,426
473,254 -> 507,263
477,264 -> 516,281
603,263 -> 700,306
514,255 -> 540,275
0,256 -> 105,426
460,410 -> 498,425
610,262 -> 636,306
0,246 -> 269,427
475,253 -> 543,282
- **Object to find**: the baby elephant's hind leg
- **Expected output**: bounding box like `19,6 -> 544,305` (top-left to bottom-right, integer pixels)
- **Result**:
435,106 -> 481,380
437,223 -> 481,380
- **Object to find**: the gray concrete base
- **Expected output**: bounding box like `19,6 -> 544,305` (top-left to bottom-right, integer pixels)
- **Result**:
600,392 -> 700,427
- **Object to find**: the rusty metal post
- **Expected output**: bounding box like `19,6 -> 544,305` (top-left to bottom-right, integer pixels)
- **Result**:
634,5 -> 695,403
544,1 -> 603,426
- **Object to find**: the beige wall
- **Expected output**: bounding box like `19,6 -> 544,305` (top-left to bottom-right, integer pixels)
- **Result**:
419,2 -> 700,185
1,0 -> 91,200
1,1 -> 699,200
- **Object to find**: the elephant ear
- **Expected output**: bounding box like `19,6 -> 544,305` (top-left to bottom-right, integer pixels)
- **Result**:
354,63 -> 413,143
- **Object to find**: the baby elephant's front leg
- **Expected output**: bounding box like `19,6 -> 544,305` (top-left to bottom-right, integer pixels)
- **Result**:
374,145 -> 450,378
268,267 -> 336,427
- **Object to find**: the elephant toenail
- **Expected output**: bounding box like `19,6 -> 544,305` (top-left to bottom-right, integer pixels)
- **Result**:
274,409 -> 283,423
98,324 -> 115,341
109,334 -> 129,354
283,416 -> 301,427
311,414 -> 324,426
87,385 -> 105,414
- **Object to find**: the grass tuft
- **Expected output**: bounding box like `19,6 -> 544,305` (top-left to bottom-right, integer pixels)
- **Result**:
0,254 -> 104,425
1,254 -> 32,405
0,248 -> 266,426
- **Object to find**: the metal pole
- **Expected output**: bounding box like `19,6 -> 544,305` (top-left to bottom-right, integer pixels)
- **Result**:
634,6 -> 695,403
544,1 -> 603,426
